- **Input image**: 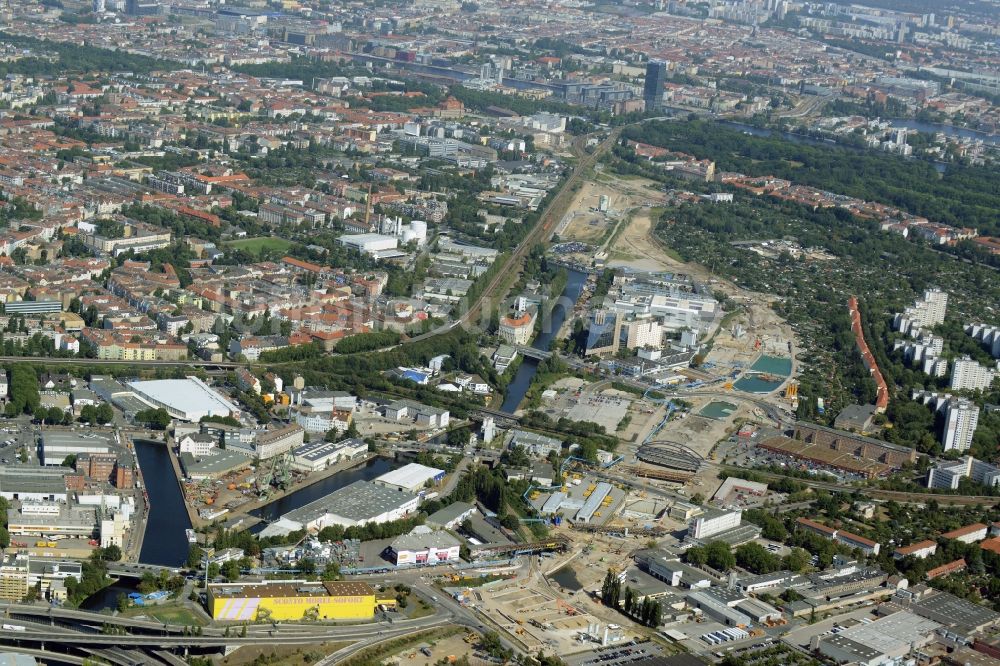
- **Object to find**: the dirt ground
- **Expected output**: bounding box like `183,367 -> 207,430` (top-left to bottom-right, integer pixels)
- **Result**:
219,641 -> 350,666
385,633 -> 481,666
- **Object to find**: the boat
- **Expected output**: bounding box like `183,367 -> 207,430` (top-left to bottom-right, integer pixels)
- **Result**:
185,529 -> 197,544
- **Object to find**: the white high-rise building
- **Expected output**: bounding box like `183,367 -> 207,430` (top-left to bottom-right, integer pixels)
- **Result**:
943,399 -> 980,452
928,456 -> 1000,489
622,319 -> 663,350
893,288 -> 948,335
950,356 -> 997,392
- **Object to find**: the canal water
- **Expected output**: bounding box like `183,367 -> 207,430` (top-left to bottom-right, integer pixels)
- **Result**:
250,456 -> 396,524
134,439 -> 192,568
80,580 -> 139,612
499,269 -> 589,413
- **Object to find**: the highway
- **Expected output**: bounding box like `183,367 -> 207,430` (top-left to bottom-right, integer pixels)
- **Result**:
0,613 -> 453,648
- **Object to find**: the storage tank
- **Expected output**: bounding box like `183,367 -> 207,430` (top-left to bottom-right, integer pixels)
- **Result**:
410,220 -> 427,243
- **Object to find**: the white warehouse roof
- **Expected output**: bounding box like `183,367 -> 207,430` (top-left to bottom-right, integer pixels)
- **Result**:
128,376 -> 240,422
374,462 -> 444,492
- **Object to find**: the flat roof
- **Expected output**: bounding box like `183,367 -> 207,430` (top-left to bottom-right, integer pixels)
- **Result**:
284,480 -> 416,524
179,450 -> 249,476
374,463 -> 444,489
427,501 -> 475,525
391,530 -> 461,551
209,581 -> 373,599
293,438 -> 365,462
128,376 -> 239,420
836,611 -> 939,654
912,591 -> 1000,634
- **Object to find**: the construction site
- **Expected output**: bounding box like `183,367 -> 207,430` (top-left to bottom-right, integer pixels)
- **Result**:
461,580 -> 624,655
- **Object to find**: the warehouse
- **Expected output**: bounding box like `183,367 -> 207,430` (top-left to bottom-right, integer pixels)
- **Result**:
337,233 -> 398,256
389,529 -> 462,566
426,502 -> 477,530
207,581 -> 385,621
281,480 -> 419,530
291,438 -> 368,472
373,463 -> 444,493
179,449 -> 249,481
574,482 -> 613,523
7,501 -> 98,539
0,467 -> 69,502
41,431 -> 117,467
128,377 -> 240,422
817,611 -> 940,666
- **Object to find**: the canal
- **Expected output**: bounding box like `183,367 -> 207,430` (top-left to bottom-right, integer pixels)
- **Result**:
500,268 -> 589,413
135,439 -> 192,568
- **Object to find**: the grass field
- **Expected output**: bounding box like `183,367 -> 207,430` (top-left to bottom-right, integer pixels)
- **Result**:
225,236 -> 295,256
125,604 -> 207,626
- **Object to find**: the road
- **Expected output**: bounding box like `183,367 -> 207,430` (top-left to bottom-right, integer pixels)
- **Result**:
0,355 -> 248,368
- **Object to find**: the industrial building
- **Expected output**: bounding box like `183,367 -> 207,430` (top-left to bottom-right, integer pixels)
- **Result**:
6,500 -> 99,540
127,376 -> 240,422
290,438 -> 367,472
281,480 -> 419,530
336,233 -> 399,257
573,482 -> 614,523
207,581 -> 384,621
373,463 -> 444,493
250,424 -> 304,460
179,449 -> 249,481
41,431 -> 118,467
426,502 -> 477,530
389,529 -> 461,565
635,549 -> 713,589
0,467 -> 68,503
688,509 -> 742,540
508,429 -> 565,457
815,611 -> 940,666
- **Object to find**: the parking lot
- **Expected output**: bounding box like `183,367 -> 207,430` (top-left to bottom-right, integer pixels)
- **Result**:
565,639 -> 665,666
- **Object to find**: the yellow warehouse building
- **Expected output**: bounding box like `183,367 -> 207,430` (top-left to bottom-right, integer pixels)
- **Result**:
207,581 -> 393,622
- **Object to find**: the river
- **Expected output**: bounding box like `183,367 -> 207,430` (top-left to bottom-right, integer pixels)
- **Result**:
499,268 -> 589,413
888,118 -> 1000,145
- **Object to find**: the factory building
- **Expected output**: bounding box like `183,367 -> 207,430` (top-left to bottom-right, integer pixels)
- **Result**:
207,581 -> 387,621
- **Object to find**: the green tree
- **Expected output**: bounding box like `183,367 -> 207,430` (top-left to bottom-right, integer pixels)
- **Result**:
704,541 -> 736,571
